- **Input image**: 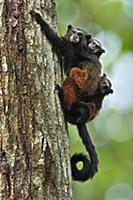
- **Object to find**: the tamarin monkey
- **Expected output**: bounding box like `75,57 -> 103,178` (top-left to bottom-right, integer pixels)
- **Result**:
30,10 -> 113,181
30,10 -> 95,75
56,73 -> 113,181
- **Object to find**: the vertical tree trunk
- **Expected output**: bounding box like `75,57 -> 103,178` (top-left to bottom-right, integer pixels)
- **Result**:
0,0 -> 72,199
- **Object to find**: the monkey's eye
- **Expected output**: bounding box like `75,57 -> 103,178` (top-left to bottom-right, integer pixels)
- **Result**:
68,25 -> 72,29
92,41 -> 97,46
88,39 -> 101,51
87,34 -> 92,41
77,32 -> 82,36
94,43 -> 99,49
72,30 -> 76,34
94,40 -> 102,47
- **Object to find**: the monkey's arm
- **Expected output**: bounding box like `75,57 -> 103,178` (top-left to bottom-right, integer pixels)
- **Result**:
30,10 -> 65,50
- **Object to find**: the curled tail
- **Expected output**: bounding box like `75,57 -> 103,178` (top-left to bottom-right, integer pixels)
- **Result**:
71,124 -> 98,182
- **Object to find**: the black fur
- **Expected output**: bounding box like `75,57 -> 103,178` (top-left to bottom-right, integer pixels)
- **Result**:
71,153 -> 91,182
30,10 -> 104,75
30,10 -> 111,182
56,75 -> 113,181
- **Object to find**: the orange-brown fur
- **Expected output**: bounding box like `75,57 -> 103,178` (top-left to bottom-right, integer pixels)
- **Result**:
62,60 -> 101,115
62,60 -> 101,121
71,60 -> 101,96
62,78 -> 78,110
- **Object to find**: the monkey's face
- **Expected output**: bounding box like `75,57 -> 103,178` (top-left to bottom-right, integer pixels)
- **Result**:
69,29 -> 82,44
99,74 -> 113,95
88,39 -> 105,57
65,25 -> 91,47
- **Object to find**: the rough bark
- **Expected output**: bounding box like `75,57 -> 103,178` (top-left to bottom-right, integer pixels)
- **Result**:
0,0 -> 72,199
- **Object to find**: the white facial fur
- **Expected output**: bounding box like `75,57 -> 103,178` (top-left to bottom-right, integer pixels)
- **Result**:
70,34 -> 80,43
69,29 -> 83,43
88,39 -> 102,53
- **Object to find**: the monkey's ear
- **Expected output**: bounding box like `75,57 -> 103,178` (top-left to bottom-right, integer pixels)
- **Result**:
87,34 -> 92,41
68,25 -> 73,30
101,48 -> 105,53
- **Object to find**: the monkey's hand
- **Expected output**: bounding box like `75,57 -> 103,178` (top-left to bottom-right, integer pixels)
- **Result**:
30,10 -> 43,23
30,10 -> 38,17
99,74 -> 113,96
30,10 -> 44,26
55,84 -> 65,108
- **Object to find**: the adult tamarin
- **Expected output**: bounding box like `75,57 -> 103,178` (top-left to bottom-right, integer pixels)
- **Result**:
30,10 -> 93,75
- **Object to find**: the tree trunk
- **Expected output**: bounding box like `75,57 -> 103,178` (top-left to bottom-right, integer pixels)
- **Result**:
0,0 -> 72,199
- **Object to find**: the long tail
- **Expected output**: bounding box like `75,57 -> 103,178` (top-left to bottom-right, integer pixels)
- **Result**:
71,124 -> 98,182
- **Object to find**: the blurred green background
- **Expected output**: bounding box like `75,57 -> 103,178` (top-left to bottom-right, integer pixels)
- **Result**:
56,0 -> 133,200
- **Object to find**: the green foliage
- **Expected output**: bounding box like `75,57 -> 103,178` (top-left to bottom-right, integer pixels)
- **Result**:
56,0 -> 133,199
